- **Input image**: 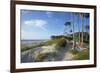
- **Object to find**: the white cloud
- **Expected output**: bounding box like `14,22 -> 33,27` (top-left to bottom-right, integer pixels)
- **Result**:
46,11 -> 53,18
46,11 -> 52,15
24,19 -> 47,29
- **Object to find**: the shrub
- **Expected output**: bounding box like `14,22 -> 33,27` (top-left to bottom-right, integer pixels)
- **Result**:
55,38 -> 66,50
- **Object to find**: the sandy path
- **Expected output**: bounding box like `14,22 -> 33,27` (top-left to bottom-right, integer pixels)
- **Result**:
21,42 -> 73,63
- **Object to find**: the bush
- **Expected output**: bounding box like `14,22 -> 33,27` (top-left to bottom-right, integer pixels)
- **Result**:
55,38 -> 66,50
65,36 -> 73,41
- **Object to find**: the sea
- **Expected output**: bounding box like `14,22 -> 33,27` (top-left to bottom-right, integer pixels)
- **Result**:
21,40 -> 48,46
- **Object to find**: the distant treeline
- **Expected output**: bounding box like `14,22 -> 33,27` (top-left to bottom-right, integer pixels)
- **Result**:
51,32 -> 89,43
51,35 -> 72,41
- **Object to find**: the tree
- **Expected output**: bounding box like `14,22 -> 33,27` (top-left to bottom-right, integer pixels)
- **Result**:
84,13 -> 89,41
72,12 -> 75,49
85,25 -> 89,41
64,22 -> 71,36
75,13 -> 81,45
80,13 -> 84,47
85,25 -> 89,33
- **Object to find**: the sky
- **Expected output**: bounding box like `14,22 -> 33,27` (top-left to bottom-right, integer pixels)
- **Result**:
21,10 -> 90,40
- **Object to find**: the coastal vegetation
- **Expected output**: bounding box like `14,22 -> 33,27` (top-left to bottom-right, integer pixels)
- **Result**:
21,12 -> 90,62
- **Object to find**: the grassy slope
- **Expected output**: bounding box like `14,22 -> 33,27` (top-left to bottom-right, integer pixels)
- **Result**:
71,49 -> 89,60
21,44 -> 44,52
21,36 -> 89,60
21,38 -> 66,51
21,39 -> 59,52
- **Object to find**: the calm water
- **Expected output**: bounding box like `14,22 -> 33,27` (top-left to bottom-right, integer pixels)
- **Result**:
21,40 -> 47,45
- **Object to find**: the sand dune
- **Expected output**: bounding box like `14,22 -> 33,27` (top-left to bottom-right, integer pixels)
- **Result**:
21,42 -> 74,63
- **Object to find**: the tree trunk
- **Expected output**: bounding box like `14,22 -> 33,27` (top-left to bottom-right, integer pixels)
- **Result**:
81,14 -> 84,47
72,13 -> 75,50
78,14 -> 80,45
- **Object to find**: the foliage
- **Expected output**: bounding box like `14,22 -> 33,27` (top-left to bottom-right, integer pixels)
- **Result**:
85,25 -> 89,31
55,38 -> 66,50
73,49 -> 89,60
45,39 -> 59,45
34,52 -> 57,62
64,22 -> 71,26
65,36 -> 73,41
51,35 -> 73,41
51,35 -> 65,39
70,49 -> 79,54
21,44 -> 44,52
84,40 -> 89,44
34,53 -> 47,62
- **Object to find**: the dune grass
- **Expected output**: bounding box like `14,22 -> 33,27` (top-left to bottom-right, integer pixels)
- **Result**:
21,36 -> 68,52
21,44 -> 44,52
45,39 -> 60,45
55,38 -> 66,50
34,53 -> 47,62
73,49 -> 89,60
70,49 -> 79,54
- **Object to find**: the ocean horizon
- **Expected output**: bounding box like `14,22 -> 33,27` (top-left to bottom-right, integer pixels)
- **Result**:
21,39 -> 48,45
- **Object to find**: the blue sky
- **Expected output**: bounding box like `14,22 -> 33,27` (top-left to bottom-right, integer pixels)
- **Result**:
21,10 -> 90,40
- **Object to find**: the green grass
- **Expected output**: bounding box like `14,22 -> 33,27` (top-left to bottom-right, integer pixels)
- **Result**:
45,39 -> 60,45
45,37 -> 67,51
70,49 -> 79,54
73,49 -> 89,60
21,44 -> 44,52
21,38 -> 67,52
34,52 -> 57,62
34,53 -> 47,62
55,38 -> 66,50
